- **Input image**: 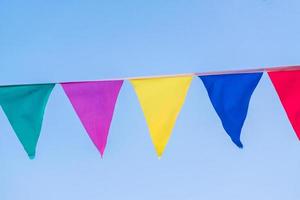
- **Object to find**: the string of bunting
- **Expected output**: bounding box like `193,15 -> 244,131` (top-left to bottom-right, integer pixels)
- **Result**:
1,65 -> 300,159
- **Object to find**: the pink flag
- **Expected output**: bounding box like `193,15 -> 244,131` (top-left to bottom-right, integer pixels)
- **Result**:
61,80 -> 123,156
268,69 -> 300,140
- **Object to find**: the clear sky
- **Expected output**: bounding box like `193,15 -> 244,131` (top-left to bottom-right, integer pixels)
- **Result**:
1,0 -> 300,199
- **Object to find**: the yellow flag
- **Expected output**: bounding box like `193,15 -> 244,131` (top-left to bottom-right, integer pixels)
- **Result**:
130,76 -> 193,157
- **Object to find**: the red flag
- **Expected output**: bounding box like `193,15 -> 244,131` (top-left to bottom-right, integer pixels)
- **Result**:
268,69 -> 300,139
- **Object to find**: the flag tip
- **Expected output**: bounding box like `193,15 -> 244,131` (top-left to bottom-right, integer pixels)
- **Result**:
232,138 -> 243,148
156,151 -> 163,159
28,154 -> 35,160
235,142 -> 243,149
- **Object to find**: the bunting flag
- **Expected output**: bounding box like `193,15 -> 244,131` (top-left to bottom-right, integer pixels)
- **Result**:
268,70 -> 300,139
0,66 -> 300,159
130,76 -> 192,157
200,73 -> 263,148
0,84 -> 55,159
61,80 -> 123,156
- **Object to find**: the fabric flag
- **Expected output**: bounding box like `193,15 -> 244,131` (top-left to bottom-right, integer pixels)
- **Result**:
130,76 -> 192,157
200,72 -> 262,148
0,84 -> 55,159
61,80 -> 123,156
268,69 -> 300,139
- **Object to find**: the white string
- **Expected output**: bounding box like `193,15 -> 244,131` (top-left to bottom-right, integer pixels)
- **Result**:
1,65 -> 299,86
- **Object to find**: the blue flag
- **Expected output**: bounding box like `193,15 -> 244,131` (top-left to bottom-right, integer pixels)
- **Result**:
200,72 -> 263,148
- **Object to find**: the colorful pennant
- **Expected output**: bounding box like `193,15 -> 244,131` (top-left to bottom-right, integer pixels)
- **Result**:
1,66 -> 300,159
0,84 -> 55,159
200,73 -> 263,148
130,76 -> 192,157
61,81 -> 123,156
268,70 -> 300,139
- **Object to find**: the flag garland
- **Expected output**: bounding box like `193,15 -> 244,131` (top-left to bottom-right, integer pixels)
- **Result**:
0,66 -> 299,159
130,76 -> 192,157
0,84 -> 55,159
268,70 -> 300,140
62,80 -> 123,157
200,73 -> 263,148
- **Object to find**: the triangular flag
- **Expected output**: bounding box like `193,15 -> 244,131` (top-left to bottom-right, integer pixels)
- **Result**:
61,80 -> 123,156
0,84 -> 55,159
268,69 -> 300,139
130,76 -> 192,157
200,72 -> 262,148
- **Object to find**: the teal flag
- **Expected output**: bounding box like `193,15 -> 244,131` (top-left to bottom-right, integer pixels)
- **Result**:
0,84 -> 55,159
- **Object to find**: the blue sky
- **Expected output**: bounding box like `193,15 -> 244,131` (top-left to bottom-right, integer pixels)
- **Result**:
1,0 -> 300,199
